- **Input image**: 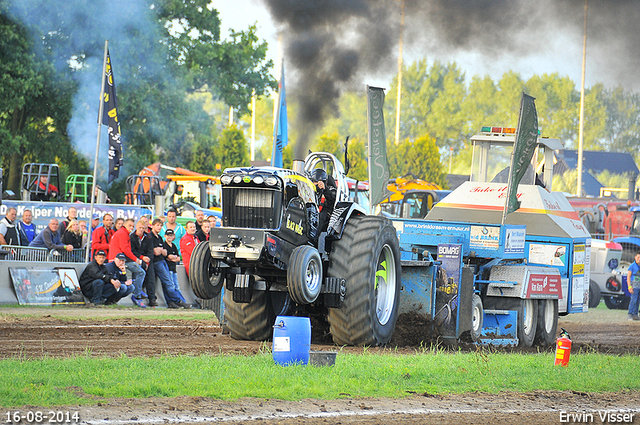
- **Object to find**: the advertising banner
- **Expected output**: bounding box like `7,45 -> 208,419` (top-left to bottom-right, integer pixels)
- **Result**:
367,86 -> 392,208
0,201 -> 153,234
435,243 -> 463,338
10,267 -> 84,305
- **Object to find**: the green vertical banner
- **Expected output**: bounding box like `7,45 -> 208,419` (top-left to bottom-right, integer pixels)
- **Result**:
505,93 -> 539,216
367,86 -> 392,210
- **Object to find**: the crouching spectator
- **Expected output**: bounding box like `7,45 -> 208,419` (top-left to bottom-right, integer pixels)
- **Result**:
79,250 -> 133,306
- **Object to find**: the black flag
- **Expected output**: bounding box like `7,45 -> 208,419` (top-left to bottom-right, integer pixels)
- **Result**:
102,50 -> 123,183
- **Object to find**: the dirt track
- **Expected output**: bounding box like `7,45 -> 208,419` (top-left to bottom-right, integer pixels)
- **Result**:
1,305 -> 639,424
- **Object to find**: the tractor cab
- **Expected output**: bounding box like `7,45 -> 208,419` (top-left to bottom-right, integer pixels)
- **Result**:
21,163 -> 61,202
469,126 -> 563,187
399,189 -> 451,219
300,152 -> 350,207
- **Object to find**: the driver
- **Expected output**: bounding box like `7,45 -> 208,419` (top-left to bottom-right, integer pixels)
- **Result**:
310,168 -> 336,232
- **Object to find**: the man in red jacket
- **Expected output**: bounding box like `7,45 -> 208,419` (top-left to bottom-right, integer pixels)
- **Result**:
91,213 -> 115,258
108,218 -> 147,307
180,221 -> 200,277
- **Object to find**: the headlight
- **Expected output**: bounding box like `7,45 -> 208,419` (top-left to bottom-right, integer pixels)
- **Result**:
265,176 -> 278,186
233,175 -> 243,184
253,176 -> 264,184
221,175 -> 232,185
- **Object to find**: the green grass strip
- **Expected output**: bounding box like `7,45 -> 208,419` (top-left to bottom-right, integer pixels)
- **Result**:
1,351 -> 638,408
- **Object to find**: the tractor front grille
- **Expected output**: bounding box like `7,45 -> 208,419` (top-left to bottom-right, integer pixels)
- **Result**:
223,186 -> 282,229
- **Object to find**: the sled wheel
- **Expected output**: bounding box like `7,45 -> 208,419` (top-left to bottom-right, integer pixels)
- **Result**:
588,280 -> 601,308
189,241 -> 223,299
470,294 -> 483,342
604,295 -> 630,310
515,298 -> 538,347
327,215 -> 401,346
534,299 -> 558,346
287,245 -> 323,304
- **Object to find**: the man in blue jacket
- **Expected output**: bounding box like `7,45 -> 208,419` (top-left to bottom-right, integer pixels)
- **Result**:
627,251 -> 640,321
29,219 -> 73,253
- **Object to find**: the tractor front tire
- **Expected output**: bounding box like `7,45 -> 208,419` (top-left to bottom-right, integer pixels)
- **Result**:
327,216 -> 401,346
223,288 -> 272,341
288,245 -> 323,305
189,242 -> 223,300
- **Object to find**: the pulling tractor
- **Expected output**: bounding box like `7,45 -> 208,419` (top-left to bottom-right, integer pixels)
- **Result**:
190,128 -> 590,347
189,152 -> 401,346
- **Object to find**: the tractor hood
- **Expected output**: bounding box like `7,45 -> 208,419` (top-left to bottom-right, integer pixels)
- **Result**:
427,181 -> 591,239
221,166 -> 317,205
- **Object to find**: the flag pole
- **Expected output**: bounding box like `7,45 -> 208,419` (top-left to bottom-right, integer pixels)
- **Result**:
85,40 -> 109,262
271,58 -> 284,165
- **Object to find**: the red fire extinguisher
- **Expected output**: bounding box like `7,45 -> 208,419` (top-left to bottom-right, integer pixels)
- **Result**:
554,328 -> 572,367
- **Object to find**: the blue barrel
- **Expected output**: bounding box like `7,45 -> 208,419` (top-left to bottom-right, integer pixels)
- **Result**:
272,316 -> 311,365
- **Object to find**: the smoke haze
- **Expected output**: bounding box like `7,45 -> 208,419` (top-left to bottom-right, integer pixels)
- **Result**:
6,0 -> 173,183
262,0 -> 640,155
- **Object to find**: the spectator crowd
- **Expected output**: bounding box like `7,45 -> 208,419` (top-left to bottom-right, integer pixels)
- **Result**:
0,206 -> 210,309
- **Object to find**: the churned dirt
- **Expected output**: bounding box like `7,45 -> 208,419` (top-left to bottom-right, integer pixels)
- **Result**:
1,304 -> 639,424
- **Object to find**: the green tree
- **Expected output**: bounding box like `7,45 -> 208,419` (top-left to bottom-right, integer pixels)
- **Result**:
189,133 -> 220,176
602,86 -> 640,157
388,135 -> 447,187
0,10 -> 88,192
3,0 -> 275,195
525,73 -> 579,143
155,0 -> 276,115
218,125 -> 249,170
387,60 -> 468,153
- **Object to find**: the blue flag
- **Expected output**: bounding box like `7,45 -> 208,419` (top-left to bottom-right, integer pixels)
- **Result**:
271,62 -> 287,168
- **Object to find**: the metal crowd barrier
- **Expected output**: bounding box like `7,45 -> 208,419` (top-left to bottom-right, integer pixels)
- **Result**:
1,245 -> 86,263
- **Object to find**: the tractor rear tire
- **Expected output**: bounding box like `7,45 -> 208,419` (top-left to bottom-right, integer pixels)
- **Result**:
287,245 -> 323,305
327,215 -> 401,346
189,242 -> 223,300
534,299 -> 558,346
588,280 -> 601,308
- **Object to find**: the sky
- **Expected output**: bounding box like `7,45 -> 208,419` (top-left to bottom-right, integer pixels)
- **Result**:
212,0 -> 601,92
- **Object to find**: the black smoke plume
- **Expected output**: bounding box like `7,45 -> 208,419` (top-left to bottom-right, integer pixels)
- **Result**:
262,0 -> 640,156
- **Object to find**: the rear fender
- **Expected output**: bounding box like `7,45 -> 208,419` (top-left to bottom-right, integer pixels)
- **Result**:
327,201 -> 367,240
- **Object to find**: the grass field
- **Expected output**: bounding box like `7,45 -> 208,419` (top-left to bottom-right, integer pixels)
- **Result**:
1,303 -> 638,409
1,348 -> 639,408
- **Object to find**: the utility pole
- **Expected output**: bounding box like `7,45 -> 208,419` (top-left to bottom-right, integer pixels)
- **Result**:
576,0 -> 588,196
250,89 -> 256,161
394,0 -> 404,145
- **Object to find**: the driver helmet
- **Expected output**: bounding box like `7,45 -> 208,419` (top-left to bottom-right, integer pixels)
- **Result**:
310,168 -> 328,183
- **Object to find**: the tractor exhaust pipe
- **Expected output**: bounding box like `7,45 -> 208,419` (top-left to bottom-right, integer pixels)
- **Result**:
629,173 -> 637,200
292,159 -> 305,175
